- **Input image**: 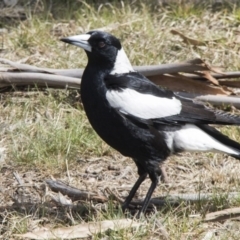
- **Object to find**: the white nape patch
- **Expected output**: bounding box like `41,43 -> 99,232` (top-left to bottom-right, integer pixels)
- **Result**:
106,88 -> 182,119
165,124 -> 239,155
110,48 -> 134,74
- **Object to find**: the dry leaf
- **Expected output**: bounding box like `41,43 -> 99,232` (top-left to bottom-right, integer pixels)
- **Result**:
14,219 -> 142,239
208,66 -> 225,75
202,71 -> 219,86
198,58 -> 225,75
148,74 -> 231,95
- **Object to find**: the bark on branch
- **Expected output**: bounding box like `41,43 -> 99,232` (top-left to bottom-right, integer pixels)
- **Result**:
46,179 -> 108,203
1,57 -> 240,107
191,207 -> 240,222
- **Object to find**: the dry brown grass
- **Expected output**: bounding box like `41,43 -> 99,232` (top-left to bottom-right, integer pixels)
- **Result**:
1,1 -> 240,239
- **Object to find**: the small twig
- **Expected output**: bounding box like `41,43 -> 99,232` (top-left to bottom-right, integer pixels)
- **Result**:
13,171 -> 24,185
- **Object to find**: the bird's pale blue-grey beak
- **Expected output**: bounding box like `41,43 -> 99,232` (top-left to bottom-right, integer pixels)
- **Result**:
61,34 -> 92,52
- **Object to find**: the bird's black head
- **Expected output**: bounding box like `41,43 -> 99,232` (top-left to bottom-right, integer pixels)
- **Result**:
61,31 -> 122,69
87,31 -> 121,52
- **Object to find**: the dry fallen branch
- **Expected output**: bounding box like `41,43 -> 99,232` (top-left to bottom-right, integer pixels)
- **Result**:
0,58 -> 231,92
203,207 -> 240,222
136,192 -> 240,208
1,57 -> 210,76
134,59 -> 210,76
0,72 -> 80,89
46,179 -> 107,203
1,57 -> 240,107
46,179 -> 240,208
191,207 -> 240,222
0,58 -> 54,73
196,95 -> 240,108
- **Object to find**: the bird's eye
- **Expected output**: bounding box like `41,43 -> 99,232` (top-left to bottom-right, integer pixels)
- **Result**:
98,41 -> 105,48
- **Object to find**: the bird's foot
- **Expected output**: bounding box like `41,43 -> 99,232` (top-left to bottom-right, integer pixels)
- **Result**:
135,210 -> 143,219
121,202 -> 129,213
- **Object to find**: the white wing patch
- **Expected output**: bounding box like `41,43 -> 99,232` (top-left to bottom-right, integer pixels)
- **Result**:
110,48 -> 134,74
106,88 -> 182,119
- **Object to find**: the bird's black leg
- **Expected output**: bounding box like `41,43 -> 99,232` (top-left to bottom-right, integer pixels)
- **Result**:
122,172 -> 148,212
136,170 -> 160,218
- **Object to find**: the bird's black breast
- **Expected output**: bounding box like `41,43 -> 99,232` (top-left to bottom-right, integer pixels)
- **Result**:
80,68 -> 171,161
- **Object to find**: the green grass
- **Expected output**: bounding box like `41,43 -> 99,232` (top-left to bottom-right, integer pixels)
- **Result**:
3,90 -> 109,169
1,1 -> 240,239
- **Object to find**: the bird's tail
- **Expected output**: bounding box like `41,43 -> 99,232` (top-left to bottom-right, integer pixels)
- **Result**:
197,124 -> 240,160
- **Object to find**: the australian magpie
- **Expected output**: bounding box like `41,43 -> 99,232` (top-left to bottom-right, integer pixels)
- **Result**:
61,31 -> 240,217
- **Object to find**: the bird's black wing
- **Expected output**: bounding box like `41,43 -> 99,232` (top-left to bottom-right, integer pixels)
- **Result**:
105,71 -> 174,98
169,92 -> 240,125
105,72 -> 240,126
